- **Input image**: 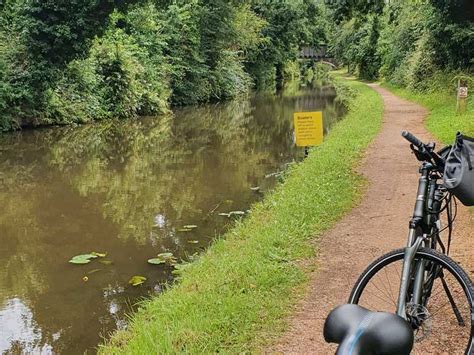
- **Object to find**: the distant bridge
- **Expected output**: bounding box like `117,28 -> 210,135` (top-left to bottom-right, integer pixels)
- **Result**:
299,45 -> 332,62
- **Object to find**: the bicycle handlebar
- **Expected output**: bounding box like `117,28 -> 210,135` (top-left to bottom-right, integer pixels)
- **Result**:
401,130 -> 424,149
401,131 -> 445,169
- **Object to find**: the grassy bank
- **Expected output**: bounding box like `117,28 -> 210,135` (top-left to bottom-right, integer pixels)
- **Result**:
99,78 -> 384,354
382,83 -> 473,144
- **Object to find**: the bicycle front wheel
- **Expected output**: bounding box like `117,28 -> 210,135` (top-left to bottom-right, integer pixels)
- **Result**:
349,247 -> 474,354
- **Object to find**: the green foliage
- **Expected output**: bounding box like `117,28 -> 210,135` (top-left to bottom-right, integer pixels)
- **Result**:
0,0 -> 34,130
161,1 -> 210,105
0,0 -> 327,128
428,0 -> 474,68
358,16 -> 381,80
6,0 -> 140,121
329,0 -> 473,84
248,0 -> 327,90
91,29 -> 145,119
326,0 -> 384,23
330,16 -> 381,80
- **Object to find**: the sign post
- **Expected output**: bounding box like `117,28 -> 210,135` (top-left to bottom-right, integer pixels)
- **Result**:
293,111 -> 324,157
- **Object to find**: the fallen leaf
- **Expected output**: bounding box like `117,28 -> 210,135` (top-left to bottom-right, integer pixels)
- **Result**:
229,211 -> 245,216
183,225 -> 198,229
91,252 -> 107,258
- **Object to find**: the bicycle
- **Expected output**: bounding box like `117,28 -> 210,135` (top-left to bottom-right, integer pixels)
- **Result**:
343,131 -> 474,354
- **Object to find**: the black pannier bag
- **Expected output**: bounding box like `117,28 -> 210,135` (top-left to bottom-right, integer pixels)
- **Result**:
443,132 -> 474,206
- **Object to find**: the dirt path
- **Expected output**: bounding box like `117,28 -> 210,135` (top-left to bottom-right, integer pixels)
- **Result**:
270,84 -> 474,354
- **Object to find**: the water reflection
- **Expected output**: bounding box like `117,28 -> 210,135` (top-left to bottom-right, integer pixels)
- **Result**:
0,85 -> 343,353
0,298 -> 53,354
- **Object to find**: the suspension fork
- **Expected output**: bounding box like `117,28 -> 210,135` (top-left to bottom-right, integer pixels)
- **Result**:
397,236 -> 424,317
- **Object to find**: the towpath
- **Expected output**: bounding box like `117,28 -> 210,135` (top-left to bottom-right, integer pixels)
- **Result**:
270,83 -> 473,354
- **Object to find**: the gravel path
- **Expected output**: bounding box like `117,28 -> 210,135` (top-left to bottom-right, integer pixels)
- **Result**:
269,84 -> 473,354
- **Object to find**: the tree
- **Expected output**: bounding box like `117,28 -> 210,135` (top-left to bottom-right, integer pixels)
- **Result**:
248,0 -> 325,89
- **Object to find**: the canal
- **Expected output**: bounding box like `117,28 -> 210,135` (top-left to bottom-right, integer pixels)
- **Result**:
0,84 -> 343,353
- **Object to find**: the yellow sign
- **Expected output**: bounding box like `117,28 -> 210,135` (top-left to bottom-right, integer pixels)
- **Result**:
293,111 -> 323,147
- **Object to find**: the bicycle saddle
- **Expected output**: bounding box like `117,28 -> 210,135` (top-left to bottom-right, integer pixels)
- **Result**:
324,304 -> 414,355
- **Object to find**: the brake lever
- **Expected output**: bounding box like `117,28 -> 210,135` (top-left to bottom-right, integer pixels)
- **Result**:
410,144 -> 427,162
410,143 -> 445,170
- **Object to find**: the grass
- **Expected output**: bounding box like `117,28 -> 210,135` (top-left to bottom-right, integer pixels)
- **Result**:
381,83 -> 474,144
99,77 -> 384,354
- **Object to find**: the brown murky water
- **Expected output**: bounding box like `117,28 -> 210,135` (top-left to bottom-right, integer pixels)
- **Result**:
0,85 -> 343,354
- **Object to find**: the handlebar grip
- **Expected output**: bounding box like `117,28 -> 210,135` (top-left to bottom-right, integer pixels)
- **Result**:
401,131 -> 424,148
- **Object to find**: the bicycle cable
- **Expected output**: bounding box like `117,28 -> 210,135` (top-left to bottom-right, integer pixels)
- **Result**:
430,192 -> 458,256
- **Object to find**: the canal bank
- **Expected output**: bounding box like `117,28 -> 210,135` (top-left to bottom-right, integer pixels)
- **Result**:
99,77 -> 384,353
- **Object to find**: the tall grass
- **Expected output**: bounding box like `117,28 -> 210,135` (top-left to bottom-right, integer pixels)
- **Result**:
99,77 -> 384,354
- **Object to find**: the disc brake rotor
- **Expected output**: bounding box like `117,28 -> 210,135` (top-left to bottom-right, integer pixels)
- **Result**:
406,302 -> 432,342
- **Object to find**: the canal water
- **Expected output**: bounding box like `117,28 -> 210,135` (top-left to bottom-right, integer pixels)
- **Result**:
0,85 -> 343,353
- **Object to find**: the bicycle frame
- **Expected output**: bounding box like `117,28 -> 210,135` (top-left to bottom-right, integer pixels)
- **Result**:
396,162 -> 441,318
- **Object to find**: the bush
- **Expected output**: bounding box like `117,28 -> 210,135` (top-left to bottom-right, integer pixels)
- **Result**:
283,61 -> 301,82
91,30 -> 144,119
45,59 -> 106,124
210,50 -> 253,100
404,33 -> 437,92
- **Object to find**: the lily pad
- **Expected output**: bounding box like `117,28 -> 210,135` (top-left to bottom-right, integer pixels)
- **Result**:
148,252 -> 177,266
69,257 -> 91,265
68,254 -> 98,264
77,253 -> 98,259
148,258 -> 166,265
153,252 -> 178,266
129,275 -> 146,286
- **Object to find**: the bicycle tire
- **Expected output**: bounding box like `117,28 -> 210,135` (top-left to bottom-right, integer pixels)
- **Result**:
349,247 -> 474,355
